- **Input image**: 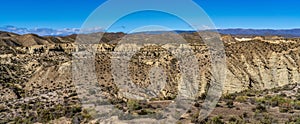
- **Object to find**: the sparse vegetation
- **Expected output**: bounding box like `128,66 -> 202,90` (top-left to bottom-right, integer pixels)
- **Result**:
210,116 -> 224,124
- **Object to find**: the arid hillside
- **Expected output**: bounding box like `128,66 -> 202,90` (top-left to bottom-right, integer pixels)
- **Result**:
0,31 -> 300,123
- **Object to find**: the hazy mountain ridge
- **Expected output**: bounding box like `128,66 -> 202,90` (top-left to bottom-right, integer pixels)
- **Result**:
217,28 -> 300,37
1,26 -> 300,37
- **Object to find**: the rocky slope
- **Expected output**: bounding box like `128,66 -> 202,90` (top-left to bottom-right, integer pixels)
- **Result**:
0,31 -> 300,123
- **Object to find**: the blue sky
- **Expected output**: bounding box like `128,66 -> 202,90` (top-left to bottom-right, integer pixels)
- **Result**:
0,0 -> 299,34
200,0 -> 300,29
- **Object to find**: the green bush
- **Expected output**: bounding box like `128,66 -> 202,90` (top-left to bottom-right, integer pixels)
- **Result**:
127,99 -> 142,111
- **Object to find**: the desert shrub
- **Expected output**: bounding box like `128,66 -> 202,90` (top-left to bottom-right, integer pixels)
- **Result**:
257,95 -> 292,107
0,105 -> 7,112
295,95 -> 300,101
81,109 -> 92,120
37,109 -> 56,123
235,96 -> 248,103
274,96 -> 292,105
72,113 -> 84,124
279,93 -> 287,97
242,112 -> 248,118
138,109 -> 155,115
165,95 -> 176,100
279,103 -> 292,113
288,116 -> 300,123
297,88 -> 300,94
253,104 -> 267,113
69,92 -> 78,97
223,94 -> 236,100
198,93 -> 207,100
216,103 -> 222,107
279,107 -> 289,113
245,92 -> 256,97
12,116 -> 34,124
255,97 -> 266,104
191,110 -> 200,122
226,100 -> 234,108
70,105 -> 82,114
194,102 -> 200,107
228,116 -> 237,122
88,89 -> 96,95
249,98 -> 257,104
127,99 -> 142,111
110,98 -> 124,104
293,101 -> 300,110
228,116 -> 245,124
210,116 -> 224,124
260,114 -> 277,124
282,84 -> 296,90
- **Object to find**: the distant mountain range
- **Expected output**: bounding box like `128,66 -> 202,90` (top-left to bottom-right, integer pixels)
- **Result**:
216,29 -> 300,37
130,29 -> 300,37
1,25 -> 300,37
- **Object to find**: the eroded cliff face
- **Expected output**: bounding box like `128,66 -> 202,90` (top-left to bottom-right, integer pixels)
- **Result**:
1,33 -> 300,99
91,38 -> 300,96
224,40 -> 300,93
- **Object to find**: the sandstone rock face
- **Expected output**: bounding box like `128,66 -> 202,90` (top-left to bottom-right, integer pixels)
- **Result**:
93,39 -> 300,95
224,40 -> 300,93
